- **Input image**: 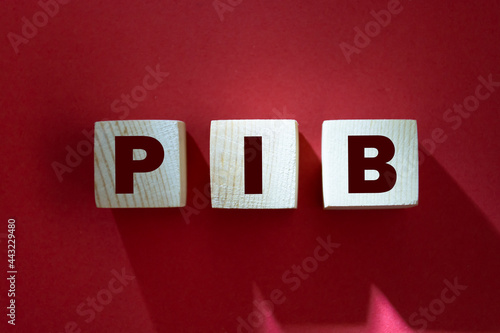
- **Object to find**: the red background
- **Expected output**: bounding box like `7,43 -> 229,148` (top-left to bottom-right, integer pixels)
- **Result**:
1,0 -> 499,332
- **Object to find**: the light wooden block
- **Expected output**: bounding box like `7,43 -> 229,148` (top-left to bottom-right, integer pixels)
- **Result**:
322,119 -> 418,209
94,120 -> 186,208
210,119 -> 298,209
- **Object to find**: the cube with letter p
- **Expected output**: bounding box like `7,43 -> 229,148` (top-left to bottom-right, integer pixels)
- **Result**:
322,119 -> 418,209
94,120 -> 186,208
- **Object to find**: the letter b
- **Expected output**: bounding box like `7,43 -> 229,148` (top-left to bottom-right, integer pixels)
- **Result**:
348,135 -> 396,193
322,120 -> 418,209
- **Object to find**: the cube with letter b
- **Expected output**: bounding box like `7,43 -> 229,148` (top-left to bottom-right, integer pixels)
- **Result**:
210,119 -> 299,209
94,120 -> 186,208
322,119 -> 418,209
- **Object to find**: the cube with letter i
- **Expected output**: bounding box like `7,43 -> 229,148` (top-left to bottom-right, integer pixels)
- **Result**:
322,119 -> 418,209
210,119 -> 299,209
94,120 -> 187,208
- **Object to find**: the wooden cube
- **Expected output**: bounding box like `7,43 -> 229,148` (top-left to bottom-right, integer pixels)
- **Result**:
322,119 -> 418,209
210,119 -> 298,209
94,120 -> 186,208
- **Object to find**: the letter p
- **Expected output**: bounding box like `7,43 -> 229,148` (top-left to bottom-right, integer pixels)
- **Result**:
115,136 -> 164,193
94,120 -> 187,208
